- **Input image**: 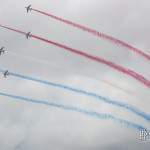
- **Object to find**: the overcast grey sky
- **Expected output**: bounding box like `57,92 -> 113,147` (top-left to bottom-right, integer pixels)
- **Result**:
0,0 -> 150,150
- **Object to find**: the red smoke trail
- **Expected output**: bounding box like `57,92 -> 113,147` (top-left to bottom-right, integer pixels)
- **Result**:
0,24 -> 26,35
31,35 -> 150,88
31,8 -> 150,61
0,24 -> 150,88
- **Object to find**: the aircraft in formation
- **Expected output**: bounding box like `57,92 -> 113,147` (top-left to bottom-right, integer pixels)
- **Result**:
0,5 -> 33,78
26,32 -> 32,39
25,5 -> 32,13
0,47 -> 5,55
25,5 -> 32,39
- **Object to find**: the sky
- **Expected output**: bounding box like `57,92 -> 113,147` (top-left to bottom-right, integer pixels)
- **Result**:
0,0 -> 150,150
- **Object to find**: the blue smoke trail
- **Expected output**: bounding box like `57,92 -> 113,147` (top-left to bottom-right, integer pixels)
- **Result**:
0,91 -> 146,131
0,69 -> 149,122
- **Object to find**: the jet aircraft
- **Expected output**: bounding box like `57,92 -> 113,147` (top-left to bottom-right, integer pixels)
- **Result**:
3,70 -> 9,78
25,5 -> 32,13
26,32 -> 32,39
0,47 -> 5,55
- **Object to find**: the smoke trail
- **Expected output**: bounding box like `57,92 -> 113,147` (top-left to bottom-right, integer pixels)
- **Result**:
0,24 -> 26,35
31,35 -> 150,88
31,8 -> 150,61
0,91 -> 147,131
0,24 -> 149,88
0,69 -> 149,121
7,51 -> 138,98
